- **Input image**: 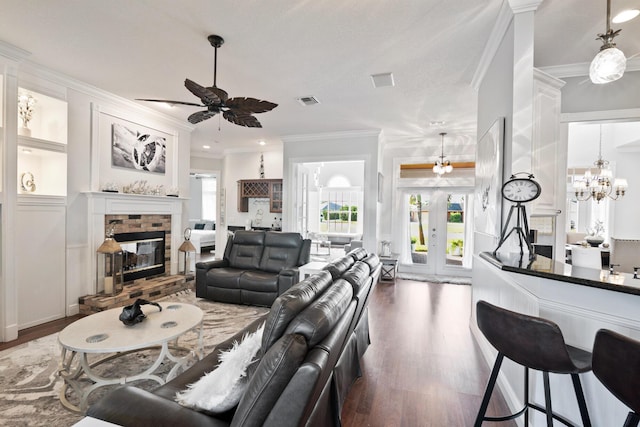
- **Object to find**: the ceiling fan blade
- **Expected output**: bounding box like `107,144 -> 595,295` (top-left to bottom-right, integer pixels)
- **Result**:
136,98 -> 204,107
226,97 -> 278,114
223,110 -> 262,128
188,110 -> 218,124
185,79 -> 222,106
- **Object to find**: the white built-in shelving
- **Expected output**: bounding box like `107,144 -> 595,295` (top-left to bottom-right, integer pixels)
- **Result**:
16,87 -> 67,198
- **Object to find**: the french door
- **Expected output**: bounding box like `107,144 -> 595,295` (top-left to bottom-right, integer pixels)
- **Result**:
399,189 -> 471,276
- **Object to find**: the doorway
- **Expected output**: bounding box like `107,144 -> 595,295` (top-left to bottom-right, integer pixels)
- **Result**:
400,189 -> 471,276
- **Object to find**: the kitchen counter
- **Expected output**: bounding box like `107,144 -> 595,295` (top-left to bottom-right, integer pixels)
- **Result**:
480,251 -> 640,295
471,252 -> 640,426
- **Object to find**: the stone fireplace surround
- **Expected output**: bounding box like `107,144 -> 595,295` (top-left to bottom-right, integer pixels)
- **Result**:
85,192 -> 186,295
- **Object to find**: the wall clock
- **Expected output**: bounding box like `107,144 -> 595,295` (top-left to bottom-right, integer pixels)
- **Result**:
493,173 -> 541,260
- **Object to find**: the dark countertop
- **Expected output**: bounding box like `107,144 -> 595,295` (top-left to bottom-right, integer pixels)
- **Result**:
480,252 -> 640,296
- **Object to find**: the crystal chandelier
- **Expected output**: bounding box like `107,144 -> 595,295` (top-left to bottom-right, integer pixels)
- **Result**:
573,125 -> 627,203
590,0 -> 627,84
433,132 -> 453,175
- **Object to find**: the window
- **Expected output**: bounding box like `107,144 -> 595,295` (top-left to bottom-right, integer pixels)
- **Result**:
319,188 -> 362,234
201,177 -> 217,221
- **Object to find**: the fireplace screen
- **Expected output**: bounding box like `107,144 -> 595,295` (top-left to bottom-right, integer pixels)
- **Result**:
115,231 -> 165,282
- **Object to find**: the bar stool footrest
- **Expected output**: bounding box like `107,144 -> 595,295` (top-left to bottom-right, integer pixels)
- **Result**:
529,402 -> 580,427
483,406 -> 527,422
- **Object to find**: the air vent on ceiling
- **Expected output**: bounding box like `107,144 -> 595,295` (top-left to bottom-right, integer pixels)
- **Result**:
297,96 -> 320,106
371,72 -> 395,88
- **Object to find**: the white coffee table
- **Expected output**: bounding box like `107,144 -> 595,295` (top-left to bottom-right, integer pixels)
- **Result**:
58,301 -> 203,412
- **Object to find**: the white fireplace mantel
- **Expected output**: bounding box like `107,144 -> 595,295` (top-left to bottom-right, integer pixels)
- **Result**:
84,191 -> 187,295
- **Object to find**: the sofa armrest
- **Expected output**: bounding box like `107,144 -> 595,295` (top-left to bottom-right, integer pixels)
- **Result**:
196,259 -> 229,271
277,268 -> 300,295
196,259 -> 230,297
87,386 -> 230,427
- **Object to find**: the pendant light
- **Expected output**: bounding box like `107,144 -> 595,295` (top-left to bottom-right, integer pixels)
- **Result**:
433,132 -> 453,175
590,0 -> 627,84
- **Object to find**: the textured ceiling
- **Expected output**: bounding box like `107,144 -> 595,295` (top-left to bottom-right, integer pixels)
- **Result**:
0,0 -> 638,159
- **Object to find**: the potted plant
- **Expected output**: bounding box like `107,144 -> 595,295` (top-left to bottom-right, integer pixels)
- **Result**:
450,239 -> 463,256
410,236 -> 417,252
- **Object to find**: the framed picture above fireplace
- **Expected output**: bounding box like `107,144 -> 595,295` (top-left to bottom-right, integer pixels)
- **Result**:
111,121 -> 167,174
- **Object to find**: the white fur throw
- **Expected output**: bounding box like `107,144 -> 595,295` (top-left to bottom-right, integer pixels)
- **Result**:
176,322 -> 265,413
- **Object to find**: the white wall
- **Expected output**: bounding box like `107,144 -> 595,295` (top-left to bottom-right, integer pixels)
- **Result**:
561,71 -> 640,114
189,176 -> 203,220
475,18 -> 515,255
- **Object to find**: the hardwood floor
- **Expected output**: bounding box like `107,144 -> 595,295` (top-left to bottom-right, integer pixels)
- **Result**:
341,279 -> 516,427
0,276 -> 514,426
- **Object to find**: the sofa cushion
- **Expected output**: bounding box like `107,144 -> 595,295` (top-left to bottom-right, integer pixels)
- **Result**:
262,271 -> 333,352
285,279 -> 353,348
240,270 -> 279,293
230,334 -> 307,427
362,253 -> 381,271
341,261 -> 371,295
206,268 -> 244,289
259,232 -> 303,273
347,247 -> 368,261
322,256 -> 355,281
228,231 -> 265,270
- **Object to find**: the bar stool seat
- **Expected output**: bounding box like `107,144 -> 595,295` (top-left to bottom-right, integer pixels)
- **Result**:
474,300 -> 592,427
592,329 -> 640,427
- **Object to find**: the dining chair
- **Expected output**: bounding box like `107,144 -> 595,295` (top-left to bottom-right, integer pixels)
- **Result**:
571,246 -> 603,270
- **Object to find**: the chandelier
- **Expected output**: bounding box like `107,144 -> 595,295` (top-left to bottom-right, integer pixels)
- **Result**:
590,0 -> 627,84
433,132 -> 453,175
573,125 -> 627,203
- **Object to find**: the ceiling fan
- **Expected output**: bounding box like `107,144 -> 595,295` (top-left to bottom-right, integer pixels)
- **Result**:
137,34 -> 277,128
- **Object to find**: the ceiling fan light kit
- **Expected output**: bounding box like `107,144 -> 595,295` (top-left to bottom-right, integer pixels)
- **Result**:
137,34 -> 277,128
589,0 -> 627,84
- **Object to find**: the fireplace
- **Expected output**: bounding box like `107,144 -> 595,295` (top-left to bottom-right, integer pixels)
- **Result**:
115,231 -> 166,282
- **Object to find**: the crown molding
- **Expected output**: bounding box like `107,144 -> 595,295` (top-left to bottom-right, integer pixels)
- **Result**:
533,68 -> 566,89
471,1 -> 514,91
0,40 -> 31,62
538,58 -> 640,78
507,0 -> 543,14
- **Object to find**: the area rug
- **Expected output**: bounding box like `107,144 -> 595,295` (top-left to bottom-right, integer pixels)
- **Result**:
0,290 -> 269,427
396,272 -> 472,285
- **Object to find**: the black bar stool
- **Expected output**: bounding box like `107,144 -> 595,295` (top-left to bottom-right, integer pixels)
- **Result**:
592,329 -> 640,427
474,300 -> 592,427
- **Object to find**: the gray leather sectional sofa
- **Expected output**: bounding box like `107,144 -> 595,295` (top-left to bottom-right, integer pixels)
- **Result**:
196,230 -> 311,307
88,247 -> 381,427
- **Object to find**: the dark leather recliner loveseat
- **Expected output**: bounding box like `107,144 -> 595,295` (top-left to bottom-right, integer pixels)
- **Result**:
196,230 -> 311,307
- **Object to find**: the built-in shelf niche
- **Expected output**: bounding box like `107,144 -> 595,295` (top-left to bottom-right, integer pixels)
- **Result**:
17,146 -> 67,196
17,87 -> 67,144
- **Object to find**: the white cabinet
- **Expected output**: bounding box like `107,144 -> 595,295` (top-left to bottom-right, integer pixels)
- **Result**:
531,69 -> 565,216
16,201 -> 66,329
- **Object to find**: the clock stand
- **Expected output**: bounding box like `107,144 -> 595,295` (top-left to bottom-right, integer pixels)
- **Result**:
493,202 -> 535,259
